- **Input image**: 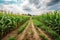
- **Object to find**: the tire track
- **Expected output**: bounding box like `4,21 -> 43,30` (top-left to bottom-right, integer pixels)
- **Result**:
31,20 -> 41,40
16,21 -> 30,40
22,23 -> 34,40
36,27 -> 52,40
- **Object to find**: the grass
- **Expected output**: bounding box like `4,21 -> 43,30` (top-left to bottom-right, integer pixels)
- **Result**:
8,36 -> 16,40
39,34 -> 48,40
18,21 -> 28,34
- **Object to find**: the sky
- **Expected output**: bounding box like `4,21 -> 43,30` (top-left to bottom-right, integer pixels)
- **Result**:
0,0 -> 60,15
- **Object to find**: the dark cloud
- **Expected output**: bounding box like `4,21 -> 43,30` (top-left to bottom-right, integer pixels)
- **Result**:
48,3 -> 60,10
29,0 -> 39,5
29,0 -> 40,9
29,0 -> 60,9
47,0 -> 60,6
23,6 -> 32,12
36,5 -> 41,9
0,4 -> 3,9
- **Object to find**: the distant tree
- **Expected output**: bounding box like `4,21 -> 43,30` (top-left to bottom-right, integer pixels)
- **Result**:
28,14 -> 31,16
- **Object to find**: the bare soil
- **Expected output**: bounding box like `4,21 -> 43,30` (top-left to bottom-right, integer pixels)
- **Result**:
16,18 -> 41,40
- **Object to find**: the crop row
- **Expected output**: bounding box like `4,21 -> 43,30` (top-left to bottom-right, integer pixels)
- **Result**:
32,11 -> 60,35
0,12 -> 30,39
33,19 -> 60,40
8,21 -> 28,40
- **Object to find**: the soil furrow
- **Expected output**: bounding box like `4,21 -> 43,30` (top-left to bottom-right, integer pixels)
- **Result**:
16,21 -> 30,40
37,27 -> 52,40
31,20 -> 41,40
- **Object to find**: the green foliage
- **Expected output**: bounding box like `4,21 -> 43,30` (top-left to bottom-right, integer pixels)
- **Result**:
8,36 -> 16,40
0,12 -> 30,39
33,19 -> 60,40
18,21 -> 28,34
33,19 -> 41,27
40,34 -> 48,40
32,11 -> 60,35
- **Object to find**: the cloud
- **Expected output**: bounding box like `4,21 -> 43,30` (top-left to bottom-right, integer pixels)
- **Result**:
0,0 -> 23,4
29,0 -> 40,5
0,0 -> 60,15
23,6 -> 32,12
48,2 -> 60,10
47,0 -> 60,6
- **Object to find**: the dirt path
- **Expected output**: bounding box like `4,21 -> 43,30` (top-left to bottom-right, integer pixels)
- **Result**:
17,18 -> 41,40
31,20 -> 41,40
22,22 -> 34,40
16,20 -> 30,40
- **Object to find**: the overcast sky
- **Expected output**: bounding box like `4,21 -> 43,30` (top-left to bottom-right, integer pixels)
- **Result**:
0,0 -> 60,15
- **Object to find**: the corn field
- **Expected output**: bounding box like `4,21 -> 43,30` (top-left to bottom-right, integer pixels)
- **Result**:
0,12 -> 30,39
0,11 -> 60,40
32,11 -> 60,40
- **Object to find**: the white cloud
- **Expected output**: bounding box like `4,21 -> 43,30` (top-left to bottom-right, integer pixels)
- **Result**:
2,4 -> 23,14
